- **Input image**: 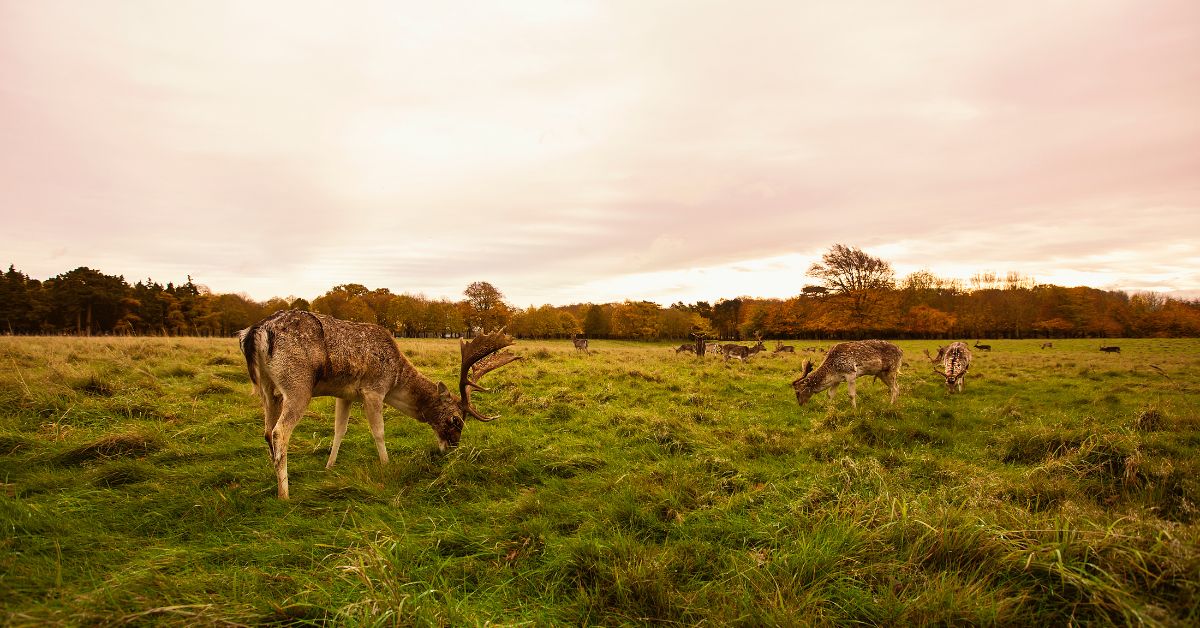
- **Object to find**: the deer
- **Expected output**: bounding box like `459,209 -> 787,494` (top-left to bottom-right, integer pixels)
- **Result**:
1100,345 -> 1121,353
925,342 -> 971,393
1041,342 -> 1053,349
773,340 -> 795,354
721,333 -> 766,361
572,334 -> 589,354
973,341 -> 991,351
675,343 -> 696,354
792,339 -> 902,409
238,310 -> 520,499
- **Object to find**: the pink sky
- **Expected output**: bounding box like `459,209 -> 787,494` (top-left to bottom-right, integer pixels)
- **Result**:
2,0 -> 1198,305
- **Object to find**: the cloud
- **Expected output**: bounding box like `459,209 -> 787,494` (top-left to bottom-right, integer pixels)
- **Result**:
0,1 -> 1197,303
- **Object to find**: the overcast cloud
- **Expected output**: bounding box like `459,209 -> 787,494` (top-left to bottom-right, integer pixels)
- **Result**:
2,0 -> 1197,305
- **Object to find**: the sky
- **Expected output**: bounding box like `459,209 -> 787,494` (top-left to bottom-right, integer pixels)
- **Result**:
1,0 -> 1198,306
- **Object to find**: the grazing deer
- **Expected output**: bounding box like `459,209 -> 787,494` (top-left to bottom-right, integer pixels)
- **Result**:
572,334 -> 589,354
238,310 -> 520,499
1041,342 -> 1053,349
925,342 -> 971,393
1100,345 -> 1121,353
773,340 -> 795,354
722,333 -> 766,361
792,340 -> 902,409
973,341 -> 991,351
675,343 -> 696,354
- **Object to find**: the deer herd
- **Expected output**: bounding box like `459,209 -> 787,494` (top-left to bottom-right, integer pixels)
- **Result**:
238,309 -> 1123,498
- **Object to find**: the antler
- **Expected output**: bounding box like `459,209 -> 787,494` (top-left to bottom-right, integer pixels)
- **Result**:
459,328 -> 520,422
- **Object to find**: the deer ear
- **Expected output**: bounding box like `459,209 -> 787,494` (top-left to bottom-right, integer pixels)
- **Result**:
436,381 -> 451,397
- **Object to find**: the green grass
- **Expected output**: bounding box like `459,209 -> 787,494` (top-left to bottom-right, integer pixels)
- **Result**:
1,336 -> 1198,625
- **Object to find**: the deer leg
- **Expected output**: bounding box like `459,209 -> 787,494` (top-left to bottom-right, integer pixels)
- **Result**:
886,372 -> 899,404
326,398 -> 352,469
363,392 -> 389,465
846,376 -> 858,409
260,392 -> 282,459
271,392 -> 310,500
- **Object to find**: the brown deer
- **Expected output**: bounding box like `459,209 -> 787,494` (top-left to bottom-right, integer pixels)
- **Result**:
239,310 -> 520,499
773,340 -> 795,354
973,341 -> 991,351
1100,345 -> 1121,353
1041,342 -> 1053,349
792,340 -> 902,408
722,333 -> 766,360
675,343 -> 696,354
572,334 -> 589,354
925,342 -> 972,393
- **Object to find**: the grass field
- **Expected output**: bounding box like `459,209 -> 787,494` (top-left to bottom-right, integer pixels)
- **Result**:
1,336 -> 1197,626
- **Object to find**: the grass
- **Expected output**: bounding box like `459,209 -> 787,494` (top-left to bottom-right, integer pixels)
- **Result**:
0,336 -> 1198,625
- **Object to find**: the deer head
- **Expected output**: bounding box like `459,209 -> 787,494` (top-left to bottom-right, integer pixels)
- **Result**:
791,359 -> 817,405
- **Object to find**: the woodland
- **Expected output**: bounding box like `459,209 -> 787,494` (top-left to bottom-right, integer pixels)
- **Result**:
2,246 -> 1198,340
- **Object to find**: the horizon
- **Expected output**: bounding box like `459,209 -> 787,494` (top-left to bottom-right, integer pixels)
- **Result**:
6,256 -> 1199,309
2,1 -> 1197,306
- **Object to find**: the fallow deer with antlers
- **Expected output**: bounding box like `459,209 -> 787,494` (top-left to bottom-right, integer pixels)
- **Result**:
924,341 -> 972,393
792,340 -> 902,409
773,340 -> 795,354
722,332 -> 766,360
239,310 -> 520,499
572,334 -> 590,354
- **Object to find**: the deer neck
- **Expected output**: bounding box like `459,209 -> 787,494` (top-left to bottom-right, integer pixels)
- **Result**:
383,360 -> 443,421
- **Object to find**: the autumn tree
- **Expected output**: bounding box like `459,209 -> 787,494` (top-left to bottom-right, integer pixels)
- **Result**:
463,281 -> 511,333
808,245 -> 895,323
611,301 -> 662,340
582,304 -> 612,338
312,284 -> 375,323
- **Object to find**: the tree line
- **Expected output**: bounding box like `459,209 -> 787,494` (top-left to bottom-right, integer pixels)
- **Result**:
2,245 -> 1198,339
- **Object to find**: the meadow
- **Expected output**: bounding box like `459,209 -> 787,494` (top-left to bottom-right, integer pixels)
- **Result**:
0,335 -> 1197,626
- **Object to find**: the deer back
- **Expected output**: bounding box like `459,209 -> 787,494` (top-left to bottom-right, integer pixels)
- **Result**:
242,310 -> 405,396
943,341 -> 971,379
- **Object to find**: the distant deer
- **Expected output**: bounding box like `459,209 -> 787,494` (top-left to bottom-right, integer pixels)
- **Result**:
773,340 -> 795,354
1041,342 -> 1053,349
675,343 -> 696,354
239,310 -> 520,499
925,342 -> 972,393
973,341 -> 991,351
572,334 -> 589,354
722,333 -> 766,361
1100,345 -> 1121,354
792,340 -> 902,409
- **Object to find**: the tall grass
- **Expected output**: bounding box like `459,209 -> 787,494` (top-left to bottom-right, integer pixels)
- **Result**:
1,336 -> 1197,625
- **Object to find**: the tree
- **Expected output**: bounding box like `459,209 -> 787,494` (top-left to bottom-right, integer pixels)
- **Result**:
463,281 -> 510,334
611,301 -> 662,340
44,267 -> 129,335
808,244 -> 894,322
312,285 -> 374,323
711,298 -> 743,339
582,304 -> 612,338
0,265 -> 40,334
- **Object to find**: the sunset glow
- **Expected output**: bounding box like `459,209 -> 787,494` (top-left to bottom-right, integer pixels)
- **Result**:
2,1 -> 1197,304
